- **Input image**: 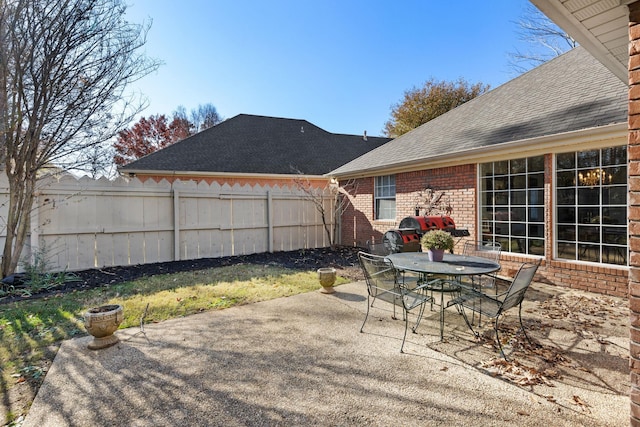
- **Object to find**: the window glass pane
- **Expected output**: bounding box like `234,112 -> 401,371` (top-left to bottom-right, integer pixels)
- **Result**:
557,188 -> 575,205
495,192 -> 508,205
528,239 -> 545,255
510,158 -> 526,174
528,173 -> 544,188
510,238 -> 526,253
603,227 -> 626,245
603,246 -> 626,265
495,207 -> 510,221
511,207 -> 526,221
578,188 -> 599,205
481,177 -> 493,191
578,226 -> 600,243
494,176 -> 508,190
602,207 -> 626,225
557,207 -> 575,223
578,244 -> 599,262
529,207 -> 544,222
577,150 -> 599,168
528,156 -> 545,172
557,225 -> 575,241
494,161 -> 508,175
529,224 -> 544,238
602,146 -> 626,166
480,163 -> 493,177
481,207 -> 493,220
578,207 -> 599,224
557,242 -> 576,259
376,199 -> 395,220
528,189 -> 544,205
511,190 -> 526,205
494,222 -> 509,235
556,171 -> 575,187
556,152 -> 575,170
603,166 -> 626,185
511,175 -> 526,189
511,223 -> 526,236
603,186 -> 626,205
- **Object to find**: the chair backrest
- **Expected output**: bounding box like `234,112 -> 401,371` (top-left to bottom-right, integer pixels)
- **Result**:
358,251 -> 398,296
366,240 -> 392,256
500,260 -> 540,312
463,240 -> 501,262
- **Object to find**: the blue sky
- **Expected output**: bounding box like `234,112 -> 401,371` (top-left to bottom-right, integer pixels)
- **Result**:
125,0 -> 533,136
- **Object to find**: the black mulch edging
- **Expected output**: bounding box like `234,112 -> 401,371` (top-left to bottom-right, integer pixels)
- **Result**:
0,246 -> 363,305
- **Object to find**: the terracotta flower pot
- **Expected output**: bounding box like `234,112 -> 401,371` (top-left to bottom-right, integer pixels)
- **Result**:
84,304 -> 124,350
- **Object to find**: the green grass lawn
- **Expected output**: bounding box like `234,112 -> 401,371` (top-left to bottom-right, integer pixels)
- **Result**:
0,264 -> 349,424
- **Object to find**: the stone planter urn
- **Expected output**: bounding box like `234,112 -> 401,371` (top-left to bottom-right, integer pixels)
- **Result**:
84,304 -> 124,350
317,267 -> 337,294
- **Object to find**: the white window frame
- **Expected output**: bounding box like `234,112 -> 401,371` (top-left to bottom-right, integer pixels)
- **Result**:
554,146 -> 627,266
479,156 -> 545,256
374,175 -> 396,220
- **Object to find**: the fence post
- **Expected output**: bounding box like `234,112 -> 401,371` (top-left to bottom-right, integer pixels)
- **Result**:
267,190 -> 273,253
173,189 -> 180,261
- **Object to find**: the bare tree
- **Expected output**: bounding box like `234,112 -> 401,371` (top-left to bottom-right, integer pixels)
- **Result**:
77,142 -> 118,179
293,174 -> 357,248
0,0 -> 159,276
190,103 -> 222,133
508,4 -> 577,73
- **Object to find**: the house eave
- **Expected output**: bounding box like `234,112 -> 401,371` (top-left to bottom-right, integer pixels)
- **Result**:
117,169 -> 329,181
531,0 -> 631,83
330,122 -> 627,179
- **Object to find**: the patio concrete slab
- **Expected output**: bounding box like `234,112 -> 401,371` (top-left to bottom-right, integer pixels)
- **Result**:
24,281 -> 627,426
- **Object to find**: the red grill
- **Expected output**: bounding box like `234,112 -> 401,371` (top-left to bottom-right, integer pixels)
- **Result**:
383,216 -> 470,253
398,215 -> 469,237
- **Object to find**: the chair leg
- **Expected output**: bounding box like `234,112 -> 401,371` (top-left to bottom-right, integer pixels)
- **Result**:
494,317 -> 507,361
401,310 -> 409,353
439,290 -> 445,341
457,304 -> 480,339
518,304 -> 533,346
360,295 -> 372,333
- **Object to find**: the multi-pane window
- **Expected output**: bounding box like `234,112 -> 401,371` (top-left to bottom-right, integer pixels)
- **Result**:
480,156 -> 545,255
375,175 -> 396,220
556,146 -> 627,265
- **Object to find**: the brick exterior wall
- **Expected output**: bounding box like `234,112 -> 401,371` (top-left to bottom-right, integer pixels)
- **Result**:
342,165 -> 476,248
341,155 -> 628,298
630,3 -> 640,425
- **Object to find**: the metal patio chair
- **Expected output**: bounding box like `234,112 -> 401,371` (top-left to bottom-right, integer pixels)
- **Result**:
366,240 -> 392,256
365,240 -> 421,289
460,240 -> 502,291
446,260 -> 541,360
458,241 -> 502,325
358,251 -> 433,353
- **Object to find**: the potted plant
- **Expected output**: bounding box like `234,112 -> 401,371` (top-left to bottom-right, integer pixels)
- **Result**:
420,230 -> 454,262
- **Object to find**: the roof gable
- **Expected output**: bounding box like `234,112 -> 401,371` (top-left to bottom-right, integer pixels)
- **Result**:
331,47 -> 627,176
120,114 -> 390,176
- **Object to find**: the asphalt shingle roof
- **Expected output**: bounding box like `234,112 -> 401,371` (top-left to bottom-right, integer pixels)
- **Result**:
119,114 -> 390,176
330,47 -> 628,177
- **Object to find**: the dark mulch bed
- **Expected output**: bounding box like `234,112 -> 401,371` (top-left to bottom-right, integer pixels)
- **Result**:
0,246 -> 364,305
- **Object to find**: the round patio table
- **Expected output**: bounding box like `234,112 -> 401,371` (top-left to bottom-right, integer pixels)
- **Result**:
386,252 -> 500,340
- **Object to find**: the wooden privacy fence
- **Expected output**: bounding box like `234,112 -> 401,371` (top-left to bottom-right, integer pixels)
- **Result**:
0,174 -> 335,273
